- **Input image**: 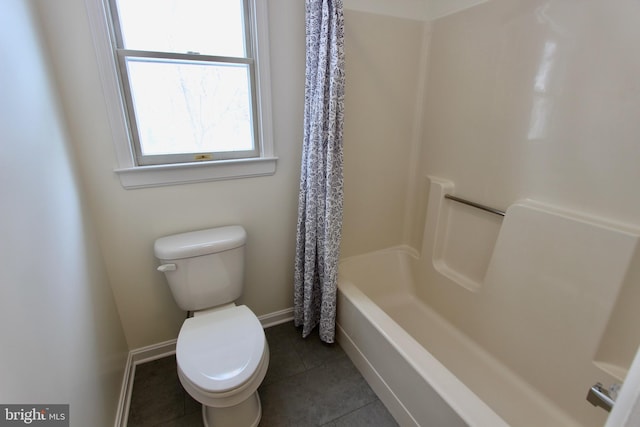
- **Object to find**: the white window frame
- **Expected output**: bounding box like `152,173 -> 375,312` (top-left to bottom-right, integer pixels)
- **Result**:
85,0 -> 276,189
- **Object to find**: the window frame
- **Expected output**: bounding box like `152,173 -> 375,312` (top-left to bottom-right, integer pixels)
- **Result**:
85,0 -> 276,189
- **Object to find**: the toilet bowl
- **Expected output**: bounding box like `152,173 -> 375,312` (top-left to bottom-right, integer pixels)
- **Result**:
154,226 -> 269,427
177,305 -> 269,427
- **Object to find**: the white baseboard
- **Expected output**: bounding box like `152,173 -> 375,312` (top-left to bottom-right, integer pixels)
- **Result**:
115,307 -> 294,426
115,339 -> 177,427
114,352 -> 133,427
258,306 -> 294,328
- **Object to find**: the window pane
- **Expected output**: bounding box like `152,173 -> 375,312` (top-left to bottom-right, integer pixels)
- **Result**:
125,58 -> 254,156
115,0 -> 246,57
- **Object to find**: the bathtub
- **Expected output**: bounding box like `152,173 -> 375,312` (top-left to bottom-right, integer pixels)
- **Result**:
336,246 -> 581,427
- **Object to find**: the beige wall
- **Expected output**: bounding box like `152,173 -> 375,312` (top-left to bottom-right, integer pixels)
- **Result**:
342,10 -> 427,257
35,0 -> 306,349
34,0 -> 429,349
0,1 -> 128,425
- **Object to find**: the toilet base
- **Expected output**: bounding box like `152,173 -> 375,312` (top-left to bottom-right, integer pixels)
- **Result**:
202,390 -> 262,427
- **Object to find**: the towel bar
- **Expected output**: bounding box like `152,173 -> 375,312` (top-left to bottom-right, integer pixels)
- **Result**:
444,194 -> 505,217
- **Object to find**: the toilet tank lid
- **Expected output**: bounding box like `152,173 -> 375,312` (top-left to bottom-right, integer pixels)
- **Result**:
154,226 -> 246,260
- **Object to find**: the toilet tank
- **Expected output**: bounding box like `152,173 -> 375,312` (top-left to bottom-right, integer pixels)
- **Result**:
154,226 -> 247,311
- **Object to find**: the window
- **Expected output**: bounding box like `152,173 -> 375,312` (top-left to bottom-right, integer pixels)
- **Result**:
86,0 -> 275,188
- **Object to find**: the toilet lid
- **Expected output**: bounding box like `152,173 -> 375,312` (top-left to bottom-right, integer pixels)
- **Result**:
176,305 -> 266,393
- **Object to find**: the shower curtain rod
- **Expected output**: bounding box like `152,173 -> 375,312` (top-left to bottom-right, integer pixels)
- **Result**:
444,194 -> 505,217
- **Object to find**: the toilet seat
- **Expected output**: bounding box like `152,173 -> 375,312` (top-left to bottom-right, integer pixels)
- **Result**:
176,305 -> 266,394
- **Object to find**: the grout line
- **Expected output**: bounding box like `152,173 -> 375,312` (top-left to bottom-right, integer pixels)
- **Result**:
321,399 -> 381,426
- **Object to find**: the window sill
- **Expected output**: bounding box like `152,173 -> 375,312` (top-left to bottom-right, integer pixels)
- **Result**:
115,156 -> 278,189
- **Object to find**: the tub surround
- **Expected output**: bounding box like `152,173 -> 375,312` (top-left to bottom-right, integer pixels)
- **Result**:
339,1 -> 640,425
337,176 -> 640,426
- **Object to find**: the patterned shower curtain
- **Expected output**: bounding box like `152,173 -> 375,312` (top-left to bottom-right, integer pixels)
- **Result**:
293,0 -> 345,343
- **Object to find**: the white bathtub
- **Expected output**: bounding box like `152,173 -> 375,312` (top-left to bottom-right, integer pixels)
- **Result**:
336,246 -> 580,427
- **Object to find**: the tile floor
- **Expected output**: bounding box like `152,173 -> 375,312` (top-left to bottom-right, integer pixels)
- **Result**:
127,321 -> 398,427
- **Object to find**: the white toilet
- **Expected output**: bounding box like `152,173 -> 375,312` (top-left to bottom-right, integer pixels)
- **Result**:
154,225 -> 269,427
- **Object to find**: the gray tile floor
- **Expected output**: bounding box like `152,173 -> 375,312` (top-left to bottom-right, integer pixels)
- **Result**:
127,321 -> 398,427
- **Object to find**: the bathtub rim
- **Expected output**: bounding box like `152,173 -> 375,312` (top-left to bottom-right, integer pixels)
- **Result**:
338,245 -> 509,427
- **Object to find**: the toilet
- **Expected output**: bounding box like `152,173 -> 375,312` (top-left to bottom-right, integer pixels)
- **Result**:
154,225 -> 269,427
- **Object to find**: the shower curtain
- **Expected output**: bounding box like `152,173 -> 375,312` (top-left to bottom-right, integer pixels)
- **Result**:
293,0 -> 345,343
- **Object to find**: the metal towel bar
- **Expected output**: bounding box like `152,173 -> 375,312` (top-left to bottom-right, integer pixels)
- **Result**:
444,194 -> 505,217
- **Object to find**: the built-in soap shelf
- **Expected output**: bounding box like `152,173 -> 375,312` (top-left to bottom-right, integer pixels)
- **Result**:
424,176 -> 503,292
